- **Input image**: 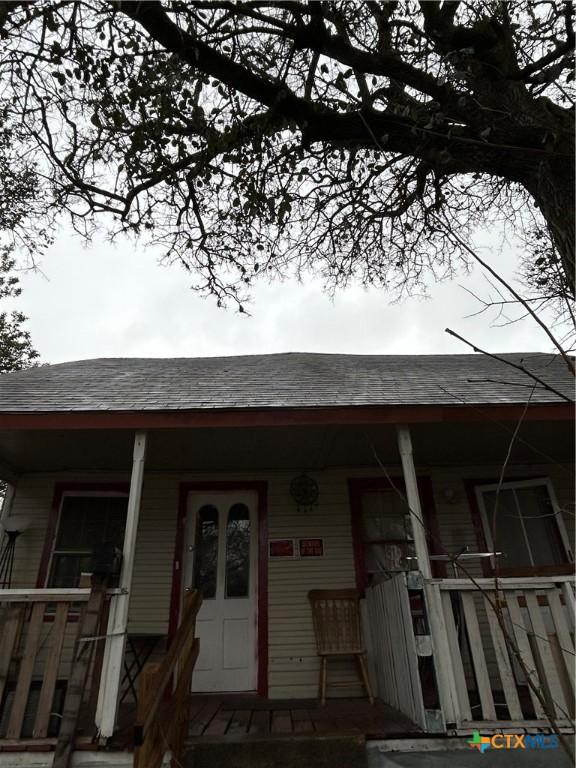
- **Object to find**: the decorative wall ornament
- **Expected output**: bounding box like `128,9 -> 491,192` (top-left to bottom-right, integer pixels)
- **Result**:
289,473 -> 319,512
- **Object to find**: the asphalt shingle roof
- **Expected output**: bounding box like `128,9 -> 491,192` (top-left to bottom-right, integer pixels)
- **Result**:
0,353 -> 572,413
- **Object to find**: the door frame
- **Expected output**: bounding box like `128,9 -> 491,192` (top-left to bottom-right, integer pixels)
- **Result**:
169,481 -> 268,696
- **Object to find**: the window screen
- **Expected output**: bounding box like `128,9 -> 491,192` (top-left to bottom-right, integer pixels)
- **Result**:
361,490 -> 415,578
480,483 -> 566,571
48,495 -> 127,588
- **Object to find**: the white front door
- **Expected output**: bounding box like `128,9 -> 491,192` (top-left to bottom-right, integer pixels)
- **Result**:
183,491 -> 257,692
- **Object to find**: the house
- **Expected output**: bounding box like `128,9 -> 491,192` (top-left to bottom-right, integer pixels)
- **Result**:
0,352 -> 573,766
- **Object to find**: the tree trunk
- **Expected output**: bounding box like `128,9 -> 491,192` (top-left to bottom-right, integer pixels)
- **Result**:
523,158 -> 575,295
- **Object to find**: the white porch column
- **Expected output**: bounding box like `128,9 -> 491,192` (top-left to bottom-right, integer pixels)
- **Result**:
397,425 -> 460,726
396,425 -> 431,579
96,430 -> 147,739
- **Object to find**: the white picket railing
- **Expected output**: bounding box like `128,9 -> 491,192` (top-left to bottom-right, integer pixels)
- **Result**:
365,574 -> 575,735
365,574 -> 440,732
426,575 -> 575,732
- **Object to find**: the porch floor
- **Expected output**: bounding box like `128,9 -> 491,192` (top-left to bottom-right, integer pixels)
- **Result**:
185,695 -> 420,743
109,695 -> 420,750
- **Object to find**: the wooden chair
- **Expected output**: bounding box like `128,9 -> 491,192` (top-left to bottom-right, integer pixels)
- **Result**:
308,589 -> 374,705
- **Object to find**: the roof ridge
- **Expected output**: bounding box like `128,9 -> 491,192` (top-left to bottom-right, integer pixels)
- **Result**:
9,350 -> 558,367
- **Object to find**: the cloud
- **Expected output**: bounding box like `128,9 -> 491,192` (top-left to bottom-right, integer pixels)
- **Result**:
13,225 -> 551,363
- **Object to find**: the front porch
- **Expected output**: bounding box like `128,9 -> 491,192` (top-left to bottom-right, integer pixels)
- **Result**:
0,569 -> 573,765
0,414 -> 574,764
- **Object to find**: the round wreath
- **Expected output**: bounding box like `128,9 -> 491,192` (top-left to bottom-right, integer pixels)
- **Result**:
289,474 -> 319,509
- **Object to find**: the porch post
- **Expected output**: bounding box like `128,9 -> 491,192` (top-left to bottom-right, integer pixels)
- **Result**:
96,430 -> 147,739
396,425 -> 460,727
396,425 -> 431,579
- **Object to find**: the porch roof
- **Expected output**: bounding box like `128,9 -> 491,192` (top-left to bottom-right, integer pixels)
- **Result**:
0,352 -> 572,415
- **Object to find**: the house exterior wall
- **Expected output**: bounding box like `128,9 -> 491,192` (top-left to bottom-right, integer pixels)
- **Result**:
6,462 -> 574,700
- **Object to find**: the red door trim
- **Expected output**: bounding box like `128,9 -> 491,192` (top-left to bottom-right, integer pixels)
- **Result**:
169,481 -> 269,697
348,475 -> 446,592
36,482 -> 130,587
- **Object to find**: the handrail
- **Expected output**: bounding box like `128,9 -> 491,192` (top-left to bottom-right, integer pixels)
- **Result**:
0,588 -> 92,602
0,587 -> 126,602
429,575 -> 575,590
134,590 -> 202,768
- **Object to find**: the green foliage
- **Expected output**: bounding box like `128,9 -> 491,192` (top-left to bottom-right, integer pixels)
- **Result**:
0,248 -> 39,374
0,116 -> 41,374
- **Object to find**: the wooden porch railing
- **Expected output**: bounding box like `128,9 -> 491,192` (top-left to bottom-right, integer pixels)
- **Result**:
426,575 -> 575,733
0,575 -> 111,760
134,589 -> 202,768
365,574 -> 431,731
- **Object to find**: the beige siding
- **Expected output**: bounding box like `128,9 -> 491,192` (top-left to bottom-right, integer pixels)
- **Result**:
7,461 -> 574,700
8,475 -> 59,590
267,473 -> 358,698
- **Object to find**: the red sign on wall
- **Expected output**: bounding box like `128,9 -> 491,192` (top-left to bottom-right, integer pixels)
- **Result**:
269,539 -> 296,558
299,538 -> 324,557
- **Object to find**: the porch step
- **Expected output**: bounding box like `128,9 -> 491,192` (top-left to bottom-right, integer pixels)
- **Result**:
184,734 -> 368,768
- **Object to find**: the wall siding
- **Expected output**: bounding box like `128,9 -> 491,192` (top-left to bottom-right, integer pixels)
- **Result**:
6,461 -> 573,700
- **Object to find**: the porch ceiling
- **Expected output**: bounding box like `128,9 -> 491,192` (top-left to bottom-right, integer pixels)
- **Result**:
0,420 -> 572,476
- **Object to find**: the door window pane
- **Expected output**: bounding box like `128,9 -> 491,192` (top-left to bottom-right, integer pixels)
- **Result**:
225,503 -> 250,598
193,505 -> 219,599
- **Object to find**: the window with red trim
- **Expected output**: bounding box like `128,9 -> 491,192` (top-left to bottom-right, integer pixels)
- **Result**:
48,495 -> 127,587
475,479 -> 573,576
359,489 -> 417,584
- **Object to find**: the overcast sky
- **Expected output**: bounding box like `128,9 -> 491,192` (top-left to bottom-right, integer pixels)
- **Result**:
11,222 -> 555,364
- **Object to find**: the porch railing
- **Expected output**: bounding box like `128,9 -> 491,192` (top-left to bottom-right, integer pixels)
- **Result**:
0,576 -> 118,753
366,573 -> 575,735
426,575 -> 575,733
365,574 -> 431,732
134,589 -> 202,768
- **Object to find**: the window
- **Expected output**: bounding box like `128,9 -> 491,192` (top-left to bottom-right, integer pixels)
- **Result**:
192,504 -> 219,599
360,490 -> 416,581
225,503 -> 251,598
48,495 -> 128,588
476,479 -> 573,576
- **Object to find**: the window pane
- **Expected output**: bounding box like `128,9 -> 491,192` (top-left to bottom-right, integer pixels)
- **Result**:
483,489 -> 531,568
50,553 -> 93,589
361,491 -> 408,541
105,498 -> 129,544
56,497 -> 127,551
361,491 -> 414,576
50,496 -> 128,587
225,504 -> 250,598
193,505 -> 219,599
515,486 -> 564,566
